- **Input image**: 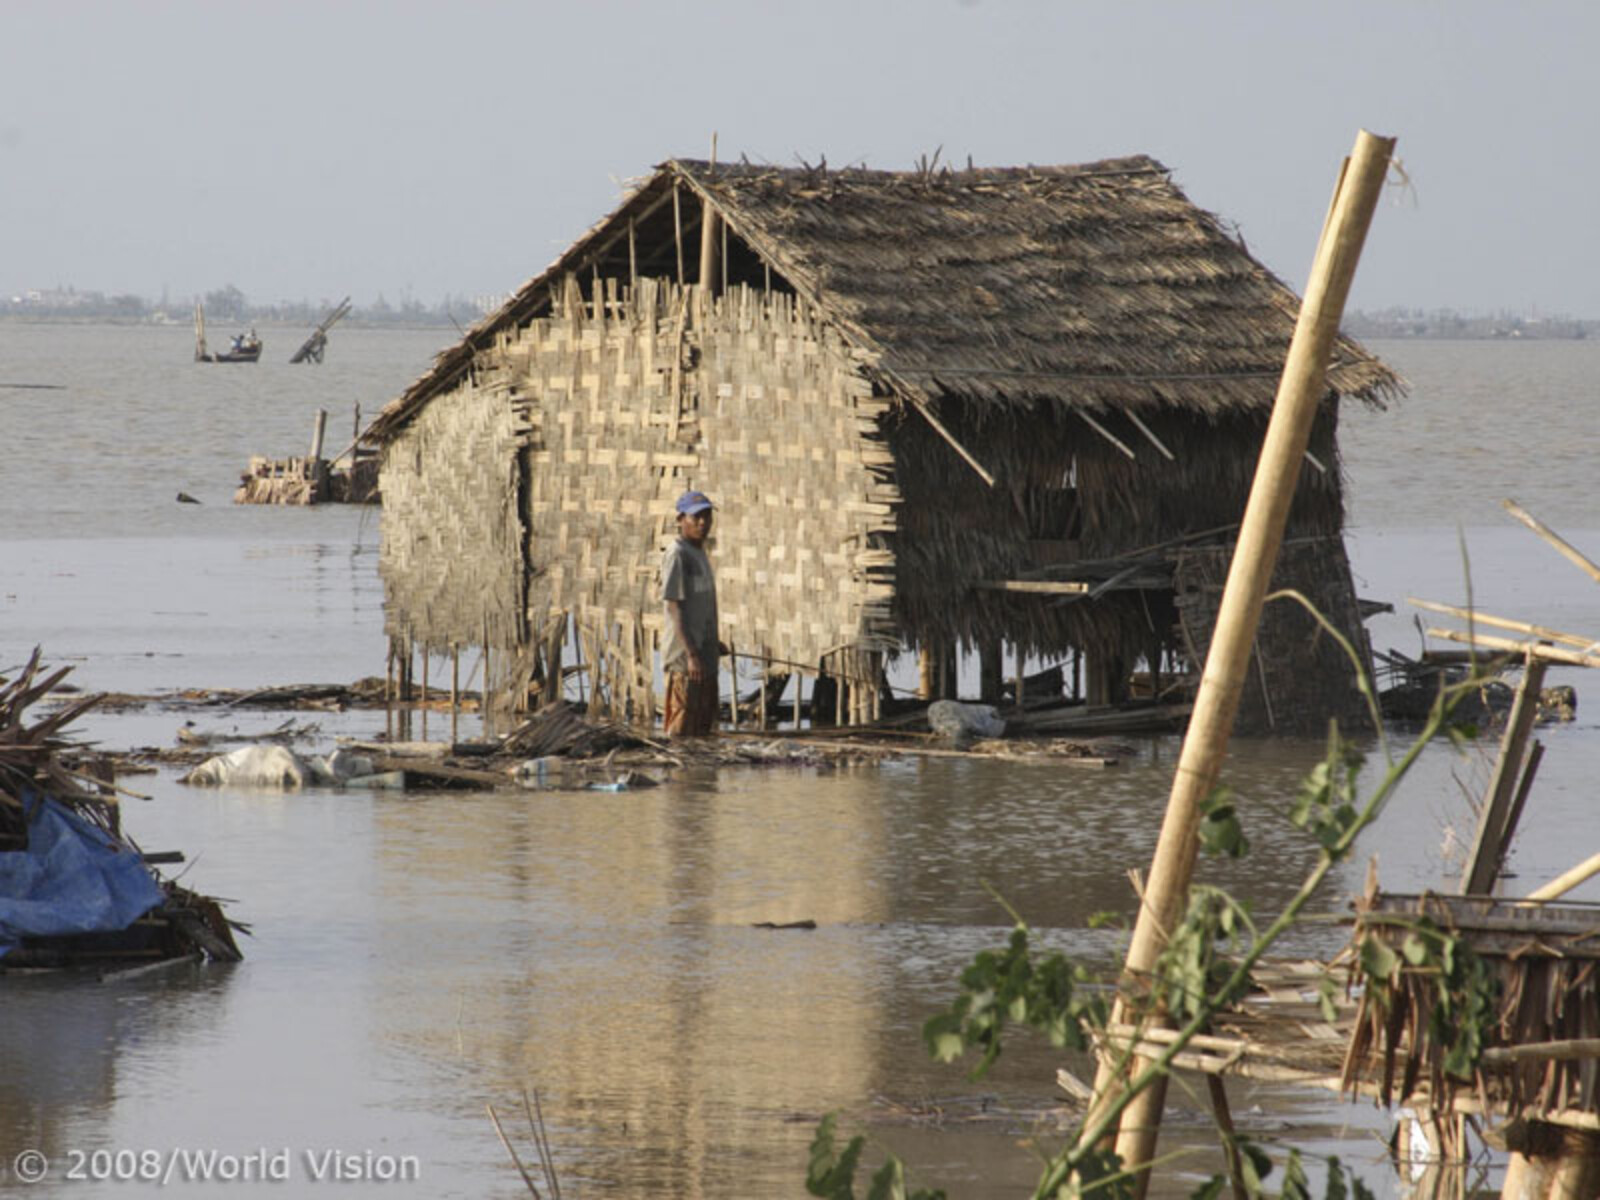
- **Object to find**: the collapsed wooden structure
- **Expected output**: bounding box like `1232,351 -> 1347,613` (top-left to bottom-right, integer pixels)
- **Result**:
364,155 -> 1400,732
235,403 -> 379,506
1103,501 -> 1600,1198
0,651 -> 242,975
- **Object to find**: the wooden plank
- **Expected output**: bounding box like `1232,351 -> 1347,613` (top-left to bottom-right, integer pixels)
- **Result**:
1461,657 -> 1547,895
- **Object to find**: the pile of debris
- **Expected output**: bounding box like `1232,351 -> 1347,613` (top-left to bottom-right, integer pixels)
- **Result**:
0,650 -> 242,976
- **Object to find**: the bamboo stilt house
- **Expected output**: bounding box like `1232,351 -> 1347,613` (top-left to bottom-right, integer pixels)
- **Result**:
365,155 -> 1400,733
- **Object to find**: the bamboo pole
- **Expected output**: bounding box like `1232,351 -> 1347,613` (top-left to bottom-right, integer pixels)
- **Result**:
672,184 -> 685,288
1124,408 -> 1176,462
1425,627 -> 1600,670
1408,597 -> 1599,650
1504,499 -> 1600,586
1525,847 -> 1600,903
1091,130 -> 1396,1195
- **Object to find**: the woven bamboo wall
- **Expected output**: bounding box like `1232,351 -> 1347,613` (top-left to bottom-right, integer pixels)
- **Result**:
378,365 -> 528,655
459,277 -> 901,714
1173,536 -> 1372,735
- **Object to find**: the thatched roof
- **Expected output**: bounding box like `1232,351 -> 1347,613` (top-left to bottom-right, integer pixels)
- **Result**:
368,154 -> 1399,442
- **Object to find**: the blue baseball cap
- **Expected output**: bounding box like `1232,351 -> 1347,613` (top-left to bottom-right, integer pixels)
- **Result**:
675,490 -> 714,516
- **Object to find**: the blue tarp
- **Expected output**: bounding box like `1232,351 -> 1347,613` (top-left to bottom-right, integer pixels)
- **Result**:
0,790 -> 164,958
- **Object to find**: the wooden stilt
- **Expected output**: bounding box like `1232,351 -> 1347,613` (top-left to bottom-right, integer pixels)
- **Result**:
672,184 -> 684,287
1205,1076 -> 1249,1200
482,616 -> 494,739
918,647 -> 935,700
979,639 -> 1004,705
628,217 -> 638,291
793,671 -> 803,731
1013,643 -> 1026,712
450,645 -> 460,745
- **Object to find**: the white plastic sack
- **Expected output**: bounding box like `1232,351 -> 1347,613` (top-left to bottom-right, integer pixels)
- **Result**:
182,745 -> 315,789
927,700 -> 1007,742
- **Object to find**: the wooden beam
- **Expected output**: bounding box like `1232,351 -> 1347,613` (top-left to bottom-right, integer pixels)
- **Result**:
909,396 -> 998,487
1076,408 -> 1137,460
1124,409 -> 1176,461
974,580 -> 1091,595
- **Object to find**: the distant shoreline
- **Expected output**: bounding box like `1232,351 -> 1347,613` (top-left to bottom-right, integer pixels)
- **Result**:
0,314 -> 459,332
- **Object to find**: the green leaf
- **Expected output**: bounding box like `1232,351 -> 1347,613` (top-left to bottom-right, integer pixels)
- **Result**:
806,1113 -> 863,1199
1237,1140 -> 1274,1192
1281,1149 -> 1311,1200
1359,936 -> 1400,985
1198,786 -> 1251,858
1188,1178 -> 1227,1200
1317,975 -> 1339,1023
1323,1155 -> 1348,1200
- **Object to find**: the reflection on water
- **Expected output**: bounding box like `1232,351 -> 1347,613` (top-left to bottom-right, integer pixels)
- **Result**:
1,326 -> 1598,1197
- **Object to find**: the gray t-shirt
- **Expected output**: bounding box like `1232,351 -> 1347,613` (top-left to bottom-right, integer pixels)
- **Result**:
660,538 -> 718,673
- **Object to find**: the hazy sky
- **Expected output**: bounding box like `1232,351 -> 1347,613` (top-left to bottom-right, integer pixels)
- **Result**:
5,1 -> 1597,315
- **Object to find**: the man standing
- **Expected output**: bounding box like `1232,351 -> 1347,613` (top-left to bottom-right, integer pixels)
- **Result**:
661,490 -> 720,737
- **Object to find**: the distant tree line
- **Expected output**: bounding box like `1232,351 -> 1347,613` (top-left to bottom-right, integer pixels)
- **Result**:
1345,306 -> 1596,340
2,284 -> 502,327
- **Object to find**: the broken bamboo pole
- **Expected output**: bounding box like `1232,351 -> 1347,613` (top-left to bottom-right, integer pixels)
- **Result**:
309,408 -> 327,464
1503,499 -> 1600,587
1089,129 -> 1396,1196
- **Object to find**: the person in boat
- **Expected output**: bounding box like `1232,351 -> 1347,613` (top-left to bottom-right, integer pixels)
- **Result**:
660,490 -> 723,737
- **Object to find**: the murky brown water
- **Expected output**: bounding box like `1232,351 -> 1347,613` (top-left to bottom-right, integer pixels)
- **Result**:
2,326 -> 1597,1196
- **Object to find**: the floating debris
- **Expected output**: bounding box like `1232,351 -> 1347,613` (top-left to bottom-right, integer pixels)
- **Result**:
0,650 -> 242,975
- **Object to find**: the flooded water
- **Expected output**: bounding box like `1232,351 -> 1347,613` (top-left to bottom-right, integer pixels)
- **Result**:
2,324 -> 1598,1197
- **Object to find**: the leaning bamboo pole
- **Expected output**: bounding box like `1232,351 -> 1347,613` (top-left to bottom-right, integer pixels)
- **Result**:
1088,129 -> 1396,1196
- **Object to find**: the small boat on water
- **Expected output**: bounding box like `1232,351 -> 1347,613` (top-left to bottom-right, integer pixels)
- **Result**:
193,303 -> 262,364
